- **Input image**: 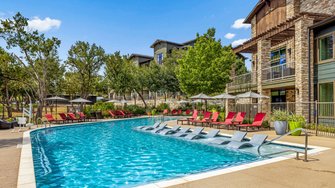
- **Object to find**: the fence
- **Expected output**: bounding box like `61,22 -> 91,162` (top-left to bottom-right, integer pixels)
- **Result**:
233,101 -> 335,137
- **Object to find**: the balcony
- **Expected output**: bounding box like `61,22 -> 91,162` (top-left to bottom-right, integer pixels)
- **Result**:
261,63 -> 295,89
227,72 -> 257,92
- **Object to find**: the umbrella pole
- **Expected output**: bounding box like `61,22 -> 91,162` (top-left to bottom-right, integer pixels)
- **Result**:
56,100 -> 58,120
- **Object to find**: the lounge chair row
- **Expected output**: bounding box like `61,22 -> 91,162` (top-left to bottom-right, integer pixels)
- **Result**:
177,110 -> 267,132
108,110 -> 135,118
138,122 -> 268,149
45,112 -> 90,124
163,109 -> 193,116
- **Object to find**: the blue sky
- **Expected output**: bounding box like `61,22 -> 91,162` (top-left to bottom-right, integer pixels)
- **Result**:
0,0 -> 257,69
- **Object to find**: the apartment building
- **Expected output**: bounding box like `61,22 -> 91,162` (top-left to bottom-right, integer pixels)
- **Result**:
229,0 -> 335,122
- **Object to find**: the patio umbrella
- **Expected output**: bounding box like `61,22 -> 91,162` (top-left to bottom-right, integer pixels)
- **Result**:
190,93 -> 212,110
236,91 -> 269,120
45,96 -> 68,120
106,99 -> 120,103
177,100 -> 189,104
70,98 -> 92,112
212,93 -> 236,116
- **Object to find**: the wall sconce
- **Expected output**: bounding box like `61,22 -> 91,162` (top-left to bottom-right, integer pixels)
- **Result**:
288,48 -> 292,55
296,88 -> 299,95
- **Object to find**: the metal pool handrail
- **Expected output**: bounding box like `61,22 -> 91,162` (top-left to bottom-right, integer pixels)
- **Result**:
257,128 -> 309,162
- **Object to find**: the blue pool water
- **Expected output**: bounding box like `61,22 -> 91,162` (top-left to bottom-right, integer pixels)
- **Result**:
31,117 -> 275,187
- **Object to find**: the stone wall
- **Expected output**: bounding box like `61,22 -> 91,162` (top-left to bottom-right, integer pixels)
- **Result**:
294,16 -> 314,118
300,0 -> 335,15
286,89 -> 296,102
251,17 -> 257,38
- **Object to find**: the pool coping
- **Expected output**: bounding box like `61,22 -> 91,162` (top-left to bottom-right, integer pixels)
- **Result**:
17,118 -> 330,188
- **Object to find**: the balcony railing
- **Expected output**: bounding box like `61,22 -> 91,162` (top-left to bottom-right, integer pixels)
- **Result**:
227,72 -> 256,88
262,63 -> 295,81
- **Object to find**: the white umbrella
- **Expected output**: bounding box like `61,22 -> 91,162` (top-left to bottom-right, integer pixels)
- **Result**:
119,99 -> 128,104
178,100 -> 189,104
45,96 -> 68,119
236,91 -> 269,120
191,99 -> 202,103
106,99 -> 120,103
190,93 -> 213,110
212,93 -> 236,99
70,98 -> 92,103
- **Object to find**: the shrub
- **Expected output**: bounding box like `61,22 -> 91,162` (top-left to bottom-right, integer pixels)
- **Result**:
208,104 -> 223,112
156,103 -> 170,112
124,105 -> 146,115
271,110 -> 289,122
151,108 -> 158,115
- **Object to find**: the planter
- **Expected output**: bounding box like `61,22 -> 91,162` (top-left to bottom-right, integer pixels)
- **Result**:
273,121 -> 288,135
289,121 -> 302,136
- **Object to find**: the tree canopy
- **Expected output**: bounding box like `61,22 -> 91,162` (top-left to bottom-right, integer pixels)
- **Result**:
176,28 -> 239,95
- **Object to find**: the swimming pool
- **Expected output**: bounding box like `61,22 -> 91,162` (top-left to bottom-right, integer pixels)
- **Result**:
30,117 -> 303,188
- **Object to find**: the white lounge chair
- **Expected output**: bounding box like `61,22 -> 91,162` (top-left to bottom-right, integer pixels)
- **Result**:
186,129 -> 220,140
150,123 -> 167,133
171,127 -> 191,137
211,131 -> 247,145
138,122 -> 161,130
227,134 -> 268,149
183,127 -> 205,140
159,125 -> 181,135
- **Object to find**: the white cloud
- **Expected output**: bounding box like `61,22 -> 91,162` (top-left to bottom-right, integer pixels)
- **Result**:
231,18 -> 250,29
231,38 -> 249,47
224,33 -> 236,39
27,17 -> 61,32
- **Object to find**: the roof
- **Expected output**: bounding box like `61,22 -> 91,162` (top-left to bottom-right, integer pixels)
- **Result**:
244,0 -> 266,23
129,53 -> 153,59
150,39 -> 196,48
310,15 -> 335,29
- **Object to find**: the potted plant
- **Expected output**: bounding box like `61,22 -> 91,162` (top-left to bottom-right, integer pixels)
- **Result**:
288,114 -> 306,136
271,110 -> 289,135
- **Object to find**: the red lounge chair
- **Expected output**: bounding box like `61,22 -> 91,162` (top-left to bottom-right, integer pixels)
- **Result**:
116,110 -> 126,118
191,111 -> 212,126
211,112 -> 236,129
67,113 -> 80,122
59,113 -> 69,122
124,110 -> 134,117
163,109 -> 169,115
229,112 -> 246,129
204,112 -> 220,127
44,114 -> 64,124
177,109 -> 182,115
236,113 -> 266,132
185,109 -> 191,115
109,110 -> 121,118
177,110 -> 198,125
77,112 -> 88,122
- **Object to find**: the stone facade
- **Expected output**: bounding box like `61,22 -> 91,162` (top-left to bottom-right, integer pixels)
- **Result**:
294,16 -> 314,118
300,0 -> 335,15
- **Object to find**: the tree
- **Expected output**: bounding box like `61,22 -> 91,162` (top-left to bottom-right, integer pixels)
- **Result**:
66,41 -> 105,99
0,12 -> 62,119
176,28 -> 237,95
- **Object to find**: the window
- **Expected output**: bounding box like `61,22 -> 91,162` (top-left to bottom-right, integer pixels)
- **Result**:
319,35 -> 334,61
270,47 -> 286,67
157,53 -> 164,64
319,82 -> 334,117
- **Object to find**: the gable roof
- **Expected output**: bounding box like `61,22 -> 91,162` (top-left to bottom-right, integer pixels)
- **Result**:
245,0 -> 267,23
129,53 -> 153,60
150,39 -> 183,48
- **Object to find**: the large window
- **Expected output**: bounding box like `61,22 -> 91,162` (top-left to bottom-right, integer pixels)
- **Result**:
319,82 -> 334,117
270,47 -> 286,66
157,53 -> 163,64
319,35 -> 334,62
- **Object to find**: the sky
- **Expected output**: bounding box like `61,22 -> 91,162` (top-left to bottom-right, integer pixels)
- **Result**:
0,0 -> 258,69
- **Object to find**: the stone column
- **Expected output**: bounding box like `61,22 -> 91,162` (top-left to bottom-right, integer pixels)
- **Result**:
257,39 -> 271,114
294,16 -> 314,119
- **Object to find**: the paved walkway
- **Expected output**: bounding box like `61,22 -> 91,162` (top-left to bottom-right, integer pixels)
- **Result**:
1,120 -> 335,188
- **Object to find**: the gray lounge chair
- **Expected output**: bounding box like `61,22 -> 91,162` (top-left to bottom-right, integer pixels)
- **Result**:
139,122 -> 161,130
150,123 -> 167,133
211,131 -> 247,145
227,134 -> 268,149
171,127 -> 191,137
183,127 -> 205,140
159,125 -> 181,135
186,129 -> 220,140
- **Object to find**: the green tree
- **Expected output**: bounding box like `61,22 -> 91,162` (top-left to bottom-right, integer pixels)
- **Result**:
0,12 -> 62,119
66,41 -> 105,99
176,28 -> 237,95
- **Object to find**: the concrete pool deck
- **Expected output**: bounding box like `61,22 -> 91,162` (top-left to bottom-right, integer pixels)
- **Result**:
1,118 -> 335,188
